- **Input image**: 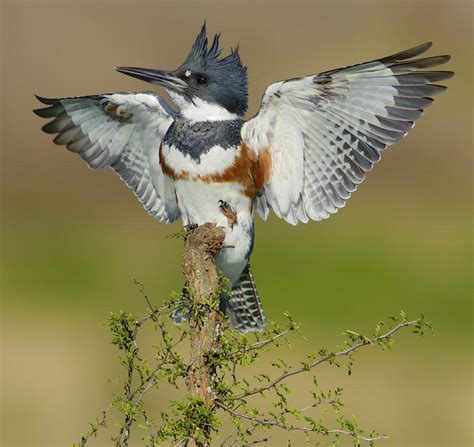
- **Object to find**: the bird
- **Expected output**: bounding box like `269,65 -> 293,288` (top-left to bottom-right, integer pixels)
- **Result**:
34,23 -> 453,332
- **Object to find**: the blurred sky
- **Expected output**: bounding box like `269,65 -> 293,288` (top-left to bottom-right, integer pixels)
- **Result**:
1,1 -> 472,446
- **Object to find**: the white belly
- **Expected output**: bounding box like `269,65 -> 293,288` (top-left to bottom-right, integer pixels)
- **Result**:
175,178 -> 254,285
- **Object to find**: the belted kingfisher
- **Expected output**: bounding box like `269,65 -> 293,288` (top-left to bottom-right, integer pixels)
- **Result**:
34,24 -> 453,332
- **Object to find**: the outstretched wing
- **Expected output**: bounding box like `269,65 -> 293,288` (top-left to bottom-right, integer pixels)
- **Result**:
242,42 -> 453,224
34,92 -> 180,222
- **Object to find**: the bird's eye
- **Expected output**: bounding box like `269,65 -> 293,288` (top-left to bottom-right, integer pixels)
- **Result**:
196,74 -> 208,85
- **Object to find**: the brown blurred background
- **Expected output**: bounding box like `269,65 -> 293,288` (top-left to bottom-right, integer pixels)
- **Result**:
1,1 -> 472,446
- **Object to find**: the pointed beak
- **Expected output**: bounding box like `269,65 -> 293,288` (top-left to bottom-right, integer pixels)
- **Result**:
115,66 -> 187,91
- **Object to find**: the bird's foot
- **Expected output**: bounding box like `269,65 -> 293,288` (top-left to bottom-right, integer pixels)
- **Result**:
218,200 -> 237,229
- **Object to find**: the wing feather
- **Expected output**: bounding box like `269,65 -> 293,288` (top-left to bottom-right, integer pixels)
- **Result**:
34,92 -> 180,222
242,43 -> 452,223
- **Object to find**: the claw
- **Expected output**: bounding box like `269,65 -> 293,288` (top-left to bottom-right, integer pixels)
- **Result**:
218,200 -> 238,229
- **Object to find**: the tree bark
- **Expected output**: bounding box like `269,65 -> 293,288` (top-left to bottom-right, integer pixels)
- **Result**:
182,223 -> 226,447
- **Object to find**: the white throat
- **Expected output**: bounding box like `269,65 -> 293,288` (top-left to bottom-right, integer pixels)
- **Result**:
168,91 -> 239,122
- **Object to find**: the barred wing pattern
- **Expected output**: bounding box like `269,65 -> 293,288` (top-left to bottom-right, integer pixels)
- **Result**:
34,92 -> 180,222
242,42 -> 453,224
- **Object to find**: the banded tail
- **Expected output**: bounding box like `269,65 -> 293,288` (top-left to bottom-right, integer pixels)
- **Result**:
173,265 -> 266,332
221,265 -> 266,332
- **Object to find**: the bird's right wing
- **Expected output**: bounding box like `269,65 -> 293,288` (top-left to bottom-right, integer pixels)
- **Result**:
34,92 -> 180,222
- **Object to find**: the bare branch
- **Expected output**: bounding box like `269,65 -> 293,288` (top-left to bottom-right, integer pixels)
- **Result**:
183,223 -> 226,447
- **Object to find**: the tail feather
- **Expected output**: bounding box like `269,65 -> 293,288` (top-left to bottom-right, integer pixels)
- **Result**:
222,265 -> 266,332
173,265 -> 267,333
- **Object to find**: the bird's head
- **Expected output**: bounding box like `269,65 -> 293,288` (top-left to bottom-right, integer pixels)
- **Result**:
116,23 -> 248,118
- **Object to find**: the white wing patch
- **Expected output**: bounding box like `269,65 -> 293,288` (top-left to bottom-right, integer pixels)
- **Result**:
34,92 -> 180,223
241,42 -> 453,224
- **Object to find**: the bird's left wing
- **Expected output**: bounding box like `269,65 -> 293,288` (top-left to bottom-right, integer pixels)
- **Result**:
241,42 -> 453,224
34,92 -> 180,222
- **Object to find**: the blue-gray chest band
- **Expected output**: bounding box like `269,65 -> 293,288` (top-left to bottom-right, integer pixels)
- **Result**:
164,119 -> 243,161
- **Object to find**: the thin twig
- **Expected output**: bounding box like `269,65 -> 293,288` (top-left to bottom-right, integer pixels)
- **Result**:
225,329 -> 292,358
79,404 -> 113,446
215,401 -> 388,442
298,399 -> 336,412
130,328 -> 186,401
242,437 -> 270,446
235,320 -> 418,399
133,278 -> 159,319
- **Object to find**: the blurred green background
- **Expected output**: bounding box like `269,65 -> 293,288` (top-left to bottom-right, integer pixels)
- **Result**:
1,0 -> 472,446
